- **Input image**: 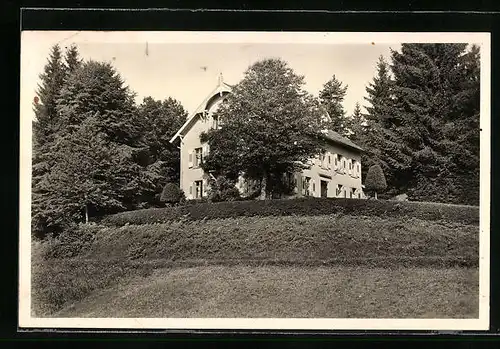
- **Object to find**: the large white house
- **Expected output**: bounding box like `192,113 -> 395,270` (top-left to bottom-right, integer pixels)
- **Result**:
170,75 -> 365,200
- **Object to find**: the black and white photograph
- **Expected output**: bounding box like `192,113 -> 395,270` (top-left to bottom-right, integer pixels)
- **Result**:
18,31 -> 490,330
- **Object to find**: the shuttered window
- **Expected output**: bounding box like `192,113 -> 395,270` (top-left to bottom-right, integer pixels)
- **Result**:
188,150 -> 193,168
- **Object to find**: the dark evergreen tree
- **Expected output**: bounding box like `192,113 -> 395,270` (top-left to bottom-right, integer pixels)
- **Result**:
345,102 -> 367,144
363,55 -> 410,191
437,44 -> 480,205
32,45 -> 68,235
390,43 -> 478,204
64,44 -> 82,74
200,58 -> 325,200
319,75 -> 348,135
32,44 -> 67,148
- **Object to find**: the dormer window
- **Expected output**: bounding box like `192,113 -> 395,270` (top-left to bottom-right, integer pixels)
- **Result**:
213,115 -> 219,129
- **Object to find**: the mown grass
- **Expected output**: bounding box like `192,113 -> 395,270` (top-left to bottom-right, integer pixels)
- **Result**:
54,265 -> 479,319
32,213 -> 479,317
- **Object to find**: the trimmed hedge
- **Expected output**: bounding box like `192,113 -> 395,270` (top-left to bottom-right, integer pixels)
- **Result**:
99,198 -> 479,226
73,214 -> 479,267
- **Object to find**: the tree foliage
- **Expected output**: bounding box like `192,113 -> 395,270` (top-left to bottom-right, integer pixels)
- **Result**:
319,75 -> 348,135
206,176 -> 241,202
32,50 -> 188,236
33,117 -> 128,229
390,43 -> 479,204
64,44 -> 82,74
200,58 -> 325,199
136,96 -> 187,182
56,60 -> 141,144
33,45 -> 67,148
160,182 -> 185,205
359,46 -> 480,204
364,164 -> 387,198
361,55 -> 411,188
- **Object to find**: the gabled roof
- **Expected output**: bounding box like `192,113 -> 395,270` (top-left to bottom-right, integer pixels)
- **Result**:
321,129 -> 363,152
169,76 -> 232,143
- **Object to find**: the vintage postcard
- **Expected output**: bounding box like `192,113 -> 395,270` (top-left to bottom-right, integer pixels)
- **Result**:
19,31 -> 490,330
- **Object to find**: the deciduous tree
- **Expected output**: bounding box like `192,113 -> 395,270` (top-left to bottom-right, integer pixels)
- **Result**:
200,58 -> 325,200
34,117 -> 130,229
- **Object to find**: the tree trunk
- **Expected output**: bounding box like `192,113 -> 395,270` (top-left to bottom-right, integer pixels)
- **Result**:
260,172 -> 268,200
374,192 -> 378,200
84,203 -> 89,224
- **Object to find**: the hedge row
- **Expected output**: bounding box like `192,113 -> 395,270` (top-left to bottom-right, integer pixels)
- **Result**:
99,198 -> 479,226
68,214 -> 479,267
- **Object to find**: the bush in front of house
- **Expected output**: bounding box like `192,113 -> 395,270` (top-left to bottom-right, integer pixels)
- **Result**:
100,197 -> 479,226
160,183 -> 185,206
364,164 -> 387,199
207,176 -> 241,202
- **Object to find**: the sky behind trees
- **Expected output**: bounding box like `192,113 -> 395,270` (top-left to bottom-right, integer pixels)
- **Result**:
21,32 -> 397,121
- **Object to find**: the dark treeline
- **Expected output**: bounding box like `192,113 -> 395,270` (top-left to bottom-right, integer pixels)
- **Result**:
322,43 -> 480,205
31,44 -> 187,237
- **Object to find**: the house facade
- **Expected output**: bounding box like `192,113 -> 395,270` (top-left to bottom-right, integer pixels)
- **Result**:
170,76 -> 365,200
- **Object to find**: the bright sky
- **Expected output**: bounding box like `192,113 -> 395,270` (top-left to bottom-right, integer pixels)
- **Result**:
21,31 -> 486,124
21,31 -> 405,121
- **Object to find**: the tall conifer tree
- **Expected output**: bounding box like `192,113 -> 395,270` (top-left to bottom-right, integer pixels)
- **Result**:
363,55 -> 410,189
390,43 -> 478,203
319,75 -> 348,136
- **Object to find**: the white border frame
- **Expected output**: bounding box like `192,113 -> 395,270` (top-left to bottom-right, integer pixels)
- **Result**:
19,31 -> 491,331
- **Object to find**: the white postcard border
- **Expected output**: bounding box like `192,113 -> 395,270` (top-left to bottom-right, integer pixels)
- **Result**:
19,31 -> 491,331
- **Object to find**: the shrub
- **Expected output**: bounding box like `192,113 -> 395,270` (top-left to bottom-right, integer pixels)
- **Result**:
160,183 -> 185,205
41,223 -> 100,259
207,176 -> 241,202
100,197 -> 479,226
365,164 -> 387,199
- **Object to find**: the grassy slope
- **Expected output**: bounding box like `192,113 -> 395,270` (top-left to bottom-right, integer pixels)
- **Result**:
33,202 -> 480,318
55,265 -> 479,318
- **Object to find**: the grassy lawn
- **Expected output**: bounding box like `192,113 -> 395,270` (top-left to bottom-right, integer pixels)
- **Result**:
54,265 -> 479,319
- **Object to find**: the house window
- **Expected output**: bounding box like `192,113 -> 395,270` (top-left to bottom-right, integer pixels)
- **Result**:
336,184 -> 343,197
350,188 -> 356,198
212,115 -> 219,129
194,147 -> 203,167
303,176 -> 311,196
194,180 -> 203,199
312,182 -> 316,193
